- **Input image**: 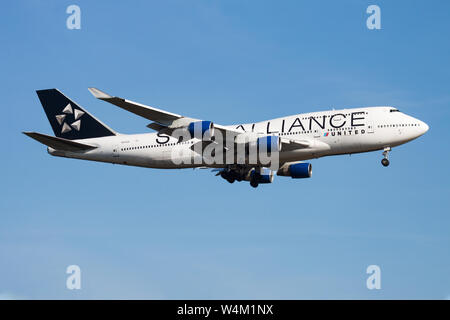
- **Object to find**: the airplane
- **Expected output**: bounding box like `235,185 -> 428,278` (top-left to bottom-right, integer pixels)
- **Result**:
24,88 -> 429,188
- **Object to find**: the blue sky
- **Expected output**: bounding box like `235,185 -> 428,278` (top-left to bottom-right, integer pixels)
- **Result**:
1,0 -> 449,299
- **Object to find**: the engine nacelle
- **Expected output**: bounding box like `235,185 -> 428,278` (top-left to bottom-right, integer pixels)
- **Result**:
256,136 -> 282,153
249,167 -> 274,184
188,120 -> 214,140
277,162 -> 312,179
235,134 -> 281,153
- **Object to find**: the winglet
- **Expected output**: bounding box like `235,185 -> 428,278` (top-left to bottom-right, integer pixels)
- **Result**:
88,87 -> 112,100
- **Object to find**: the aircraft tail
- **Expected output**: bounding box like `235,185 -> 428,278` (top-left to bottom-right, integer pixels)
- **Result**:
36,89 -> 116,140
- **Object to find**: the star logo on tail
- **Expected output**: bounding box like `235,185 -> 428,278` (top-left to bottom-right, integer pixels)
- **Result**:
55,103 -> 85,134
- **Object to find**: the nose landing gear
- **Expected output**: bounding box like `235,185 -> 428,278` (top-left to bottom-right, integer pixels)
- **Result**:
381,147 -> 391,167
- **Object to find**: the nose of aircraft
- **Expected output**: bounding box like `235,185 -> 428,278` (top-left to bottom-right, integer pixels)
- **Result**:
420,120 -> 429,135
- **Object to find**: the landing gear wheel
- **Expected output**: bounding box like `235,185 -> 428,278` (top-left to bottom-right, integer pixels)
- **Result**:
381,147 -> 391,167
226,177 -> 235,184
250,180 -> 259,188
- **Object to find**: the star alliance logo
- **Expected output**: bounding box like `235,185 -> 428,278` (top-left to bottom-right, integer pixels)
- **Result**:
55,103 -> 85,134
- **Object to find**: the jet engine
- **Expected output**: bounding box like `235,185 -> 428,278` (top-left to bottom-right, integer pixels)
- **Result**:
235,133 -> 282,153
249,167 -> 275,184
188,120 -> 214,140
277,162 -> 312,179
255,135 -> 282,153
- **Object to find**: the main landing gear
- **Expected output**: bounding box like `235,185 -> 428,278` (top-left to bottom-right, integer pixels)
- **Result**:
381,147 -> 391,167
250,179 -> 259,188
220,171 -> 236,184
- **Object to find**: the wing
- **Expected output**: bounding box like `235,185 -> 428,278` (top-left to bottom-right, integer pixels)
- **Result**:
88,87 -> 242,137
88,87 -> 183,126
88,87 -> 325,151
279,137 -> 311,150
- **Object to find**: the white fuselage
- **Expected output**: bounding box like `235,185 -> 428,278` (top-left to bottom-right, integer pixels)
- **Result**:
48,106 -> 429,168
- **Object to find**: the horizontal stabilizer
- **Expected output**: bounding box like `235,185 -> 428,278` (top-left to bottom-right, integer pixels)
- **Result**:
23,132 -> 97,152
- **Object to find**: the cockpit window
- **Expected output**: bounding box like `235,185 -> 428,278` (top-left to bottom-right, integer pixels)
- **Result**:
390,109 -> 400,112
